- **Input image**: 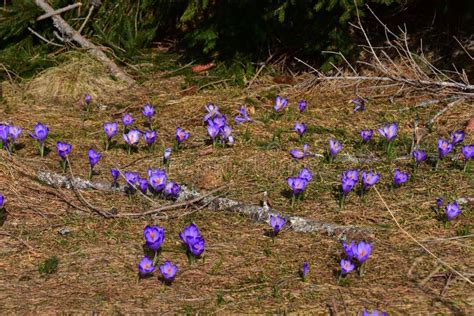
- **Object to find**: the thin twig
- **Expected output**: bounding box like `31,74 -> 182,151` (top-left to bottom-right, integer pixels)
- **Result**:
28,27 -> 64,47
373,186 -> 473,286
36,2 -> 82,21
77,5 -> 94,34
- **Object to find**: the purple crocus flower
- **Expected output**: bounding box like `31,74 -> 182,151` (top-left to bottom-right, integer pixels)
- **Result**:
342,240 -> 356,260
159,261 -> 178,282
393,169 -> 409,187
204,103 -> 221,121
462,145 -> 474,160
298,100 -> 307,112
298,168 -> 313,182
450,130 -> 464,145
436,197 -> 443,209
175,127 -> 190,144
179,224 -> 205,257
340,259 -> 355,275
164,148 -> 172,164
294,123 -> 306,137
30,122 -> 49,144
138,177 -> 149,194
144,225 -> 165,251
122,113 -> 134,127
329,139 -> 342,157
30,123 -> 48,156
378,123 -> 397,142
361,171 -> 380,189
110,168 -> 120,185
88,148 -> 101,168
274,95 -> 288,111
8,126 -> 22,143
287,177 -> 309,195
143,130 -> 156,147
445,201 -> 461,221
124,171 -> 139,186
138,256 -> 155,276
207,120 -> 220,140
123,129 -> 141,146
412,150 -> 427,165
360,129 -> 373,143
142,103 -> 155,118
344,169 -> 359,183
84,94 -> 91,105
103,122 -> 118,140
351,97 -> 366,112
220,125 -> 232,142
362,310 -> 387,316
163,181 -> 181,198
56,141 -> 72,159
0,125 -> 9,148
302,262 -> 309,279
290,144 -> 310,159
341,172 -> 357,196
0,194 -> 4,209
355,241 -> 372,263
437,138 -> 453,159
148,169 -> 167,192
235,105 -> 251,124
269,214 -> 286,234
212,115 -> 227,129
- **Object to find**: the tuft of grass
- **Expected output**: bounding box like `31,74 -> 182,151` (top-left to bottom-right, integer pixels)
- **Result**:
38,256 -> 59,275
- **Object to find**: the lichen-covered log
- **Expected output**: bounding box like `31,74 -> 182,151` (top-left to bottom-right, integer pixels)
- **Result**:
37,171 -> 374,240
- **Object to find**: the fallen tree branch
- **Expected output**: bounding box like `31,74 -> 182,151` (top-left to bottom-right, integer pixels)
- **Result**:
34,0 -> 136,85
37,170 -> 373,239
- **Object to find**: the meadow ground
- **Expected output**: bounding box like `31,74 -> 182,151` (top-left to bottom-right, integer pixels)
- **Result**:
0,55 -> 473,314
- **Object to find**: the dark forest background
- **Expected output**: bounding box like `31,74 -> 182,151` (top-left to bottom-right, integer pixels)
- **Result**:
1,0 -> 473,78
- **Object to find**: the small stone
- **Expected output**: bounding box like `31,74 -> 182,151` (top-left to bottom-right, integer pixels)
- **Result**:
466,117 -> 474,134
58,227 -> 71,236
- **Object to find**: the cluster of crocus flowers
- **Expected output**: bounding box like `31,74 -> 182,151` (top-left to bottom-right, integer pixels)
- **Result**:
273,95 -> 288,111
56,141 -> 72,172
138,225 -> 178,283
204,105 -> 234,146
0,124 -> 23,153
87,148 -> 102,179
287,168 -> 313,205
340,169 -> 359,208
29,122 -> 49,157
234,105 -> 251,124
340,240 -> 372,278
179,224 -> 205,263
269,214 -> 286,238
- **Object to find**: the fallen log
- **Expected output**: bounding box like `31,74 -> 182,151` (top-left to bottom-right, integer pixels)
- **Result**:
34,0 -> 136,85
37,170 -> 373,240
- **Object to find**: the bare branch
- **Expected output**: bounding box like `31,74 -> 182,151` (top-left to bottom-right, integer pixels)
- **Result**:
36,2 -> 82,21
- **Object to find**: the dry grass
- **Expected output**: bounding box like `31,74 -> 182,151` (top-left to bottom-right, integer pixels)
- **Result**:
0,60 -> 473,313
